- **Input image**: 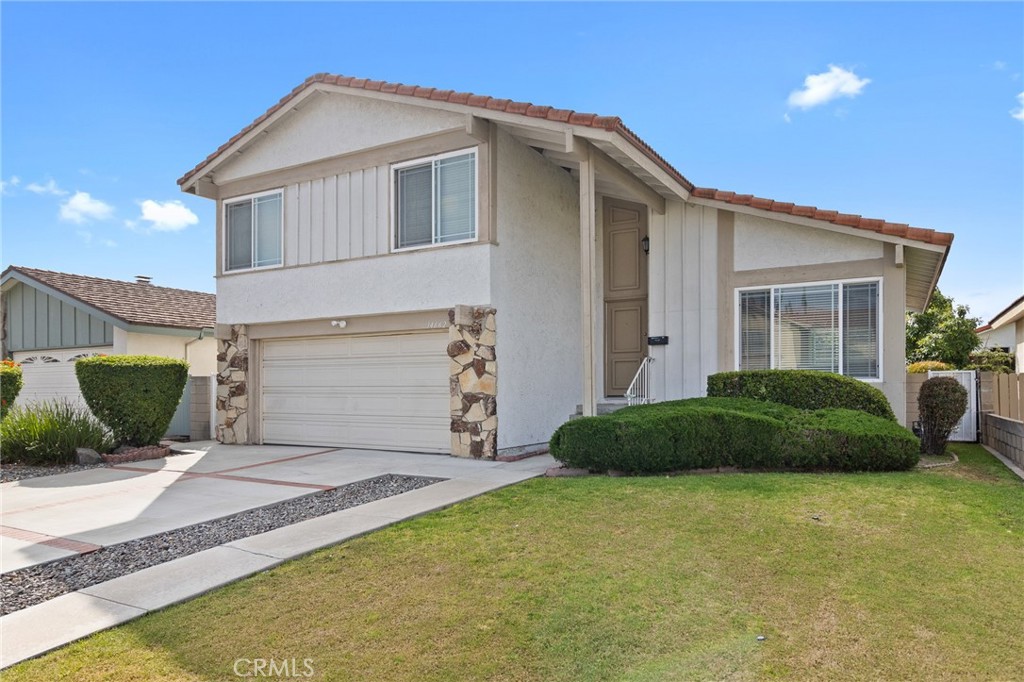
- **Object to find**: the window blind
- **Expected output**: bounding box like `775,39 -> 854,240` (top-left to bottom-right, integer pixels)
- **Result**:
396,163 -> 433,249
773,284 -> 839,373
739,290 -> 771,370
254,194 -> 282,267
435,154 -> 476,243
226,201 -> 253,271
842,281 -> 879,378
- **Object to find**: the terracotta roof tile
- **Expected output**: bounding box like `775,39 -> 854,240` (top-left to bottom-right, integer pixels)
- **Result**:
4,267 -> 215,330
691,188 -> 954,247
178,73 -> 954,249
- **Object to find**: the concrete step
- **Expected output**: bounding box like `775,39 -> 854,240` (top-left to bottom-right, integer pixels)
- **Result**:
571,401 -> 629,419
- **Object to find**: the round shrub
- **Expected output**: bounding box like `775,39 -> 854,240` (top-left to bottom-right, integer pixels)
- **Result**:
917,376 -> 968,456
76,355 -> 189,446
0,399 -> 114,465
907,360 -> 952,374
550,397 -> 916,474
1,359 -> 24,419
707,370 -> 896,421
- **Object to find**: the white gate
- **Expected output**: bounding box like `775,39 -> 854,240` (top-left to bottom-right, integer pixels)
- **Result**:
928,370 -> 978,442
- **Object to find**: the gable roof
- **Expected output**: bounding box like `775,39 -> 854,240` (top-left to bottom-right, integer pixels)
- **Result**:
179,72 -> 954,251
988,293 -> 1024,330
2,266 -> 216,331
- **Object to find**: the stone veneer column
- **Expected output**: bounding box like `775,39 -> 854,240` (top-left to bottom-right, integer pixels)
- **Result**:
448,305 -> 497,458
216,324 -> 249,444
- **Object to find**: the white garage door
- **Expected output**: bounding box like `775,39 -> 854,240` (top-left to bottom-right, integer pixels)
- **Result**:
261,332 -> 450,453
12,347 -> 113,408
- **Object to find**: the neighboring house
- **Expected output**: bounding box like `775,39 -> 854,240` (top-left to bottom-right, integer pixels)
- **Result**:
178,73 -> 952,457
982,294 -> 1024,368
0,267 -> 217,408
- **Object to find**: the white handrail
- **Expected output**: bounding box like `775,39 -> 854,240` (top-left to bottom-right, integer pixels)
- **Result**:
625,356 -> 654,406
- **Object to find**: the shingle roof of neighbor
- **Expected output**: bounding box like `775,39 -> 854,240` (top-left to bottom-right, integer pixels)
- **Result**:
178,72 -> 954,249
3,266 -> 216,330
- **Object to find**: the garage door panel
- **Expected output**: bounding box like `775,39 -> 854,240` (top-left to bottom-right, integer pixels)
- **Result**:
261,332 -> 450,453
13,347 -> 113,407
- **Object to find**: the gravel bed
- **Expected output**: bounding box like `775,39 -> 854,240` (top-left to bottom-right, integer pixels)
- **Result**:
1,462 -> 113,484
2,474 -> 440,615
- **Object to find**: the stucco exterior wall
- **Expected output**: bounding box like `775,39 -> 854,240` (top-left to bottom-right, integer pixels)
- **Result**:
125,332 -> 217,376
217,242 -> 492,325
977,324 -> 1016,351
214,94 -> 466,183
734,213 -> 883,271
491,129 -> 580,449
1016,319 -> 1024,370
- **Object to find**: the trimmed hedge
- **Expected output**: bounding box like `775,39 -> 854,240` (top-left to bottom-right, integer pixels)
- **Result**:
1,360 -> 24,419
550,398 -> 918,474
76,355 -> 188,446
707,370 -> 896,421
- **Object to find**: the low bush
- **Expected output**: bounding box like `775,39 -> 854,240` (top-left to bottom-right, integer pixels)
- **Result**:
907,360 -> 953,374
707,370 -> 896,421
550,397 -> 917,474
76,355 -> 188,446
1,360 -> 24,419
918,376 -> 968,456
0,400 -> 114,465
782,409 -> 920,471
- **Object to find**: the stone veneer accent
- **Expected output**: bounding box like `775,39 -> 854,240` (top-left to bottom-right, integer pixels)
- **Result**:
216,324 -> 249,444
448,305 -> 497,458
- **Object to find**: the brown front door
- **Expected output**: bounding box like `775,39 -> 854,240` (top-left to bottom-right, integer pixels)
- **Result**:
603,200 -> 648,396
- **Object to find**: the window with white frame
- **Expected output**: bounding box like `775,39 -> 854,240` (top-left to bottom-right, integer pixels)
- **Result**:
393,149 -> 477,250
225,191 -> 283,271
738,280 -> 881,379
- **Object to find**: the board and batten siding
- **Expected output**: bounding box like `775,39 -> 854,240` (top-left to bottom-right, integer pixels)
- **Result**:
282,166 -> 391,267
4,282 -> 113,352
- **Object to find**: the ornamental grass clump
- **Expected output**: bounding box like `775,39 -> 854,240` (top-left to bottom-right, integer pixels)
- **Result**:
0,399 -> 114,465
75,355 -> 188,446
0,359 -> 24,419
917,376 -> 968,456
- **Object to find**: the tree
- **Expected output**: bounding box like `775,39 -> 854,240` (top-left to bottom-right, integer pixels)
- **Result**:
906,288 -> 981,368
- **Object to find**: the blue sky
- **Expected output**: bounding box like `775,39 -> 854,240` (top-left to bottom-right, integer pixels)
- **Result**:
2,2 -> 1021,321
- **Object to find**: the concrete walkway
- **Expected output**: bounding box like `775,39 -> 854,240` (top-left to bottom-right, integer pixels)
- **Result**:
0,443 -> 554,668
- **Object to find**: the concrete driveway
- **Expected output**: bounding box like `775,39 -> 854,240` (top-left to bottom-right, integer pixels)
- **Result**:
1,443 -> 554,667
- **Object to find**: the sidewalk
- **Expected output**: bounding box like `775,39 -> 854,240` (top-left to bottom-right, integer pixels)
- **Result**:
1,444 -> 554,668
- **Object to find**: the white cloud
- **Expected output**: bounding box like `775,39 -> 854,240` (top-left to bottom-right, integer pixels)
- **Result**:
135,199 -> 199,232
993,60 -> 1007,71
102,239 -> 117,248
60,191 -> 114,223
26,179 -> 68,196
1,176 -> 21,194
1012,92 -> 1024,121
787,65 -> 871,110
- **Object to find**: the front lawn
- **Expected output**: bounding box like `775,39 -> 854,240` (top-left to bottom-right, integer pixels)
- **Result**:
7,444 -> 1023,681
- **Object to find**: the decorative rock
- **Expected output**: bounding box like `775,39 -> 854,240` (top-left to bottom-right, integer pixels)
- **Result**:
75,448 -> 102,465
448,306 -> 498,459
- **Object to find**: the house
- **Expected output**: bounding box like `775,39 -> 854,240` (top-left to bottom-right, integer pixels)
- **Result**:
0,267 -> 217,414
178,73 -> 953,458
982,294 -> 1024,368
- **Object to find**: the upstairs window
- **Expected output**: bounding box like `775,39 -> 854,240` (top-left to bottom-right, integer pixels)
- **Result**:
225,190 -> 283,271
738,279 -> 881,380
393,149 -> 477,250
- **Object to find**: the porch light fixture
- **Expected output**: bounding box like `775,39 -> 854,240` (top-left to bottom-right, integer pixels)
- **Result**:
641,236 -> 650,255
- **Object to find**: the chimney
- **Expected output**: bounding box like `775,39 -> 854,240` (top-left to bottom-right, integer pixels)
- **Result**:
135,275 -> 152,285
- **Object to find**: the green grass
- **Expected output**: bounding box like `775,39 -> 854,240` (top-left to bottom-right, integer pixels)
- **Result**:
7,444 -> 1023,681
